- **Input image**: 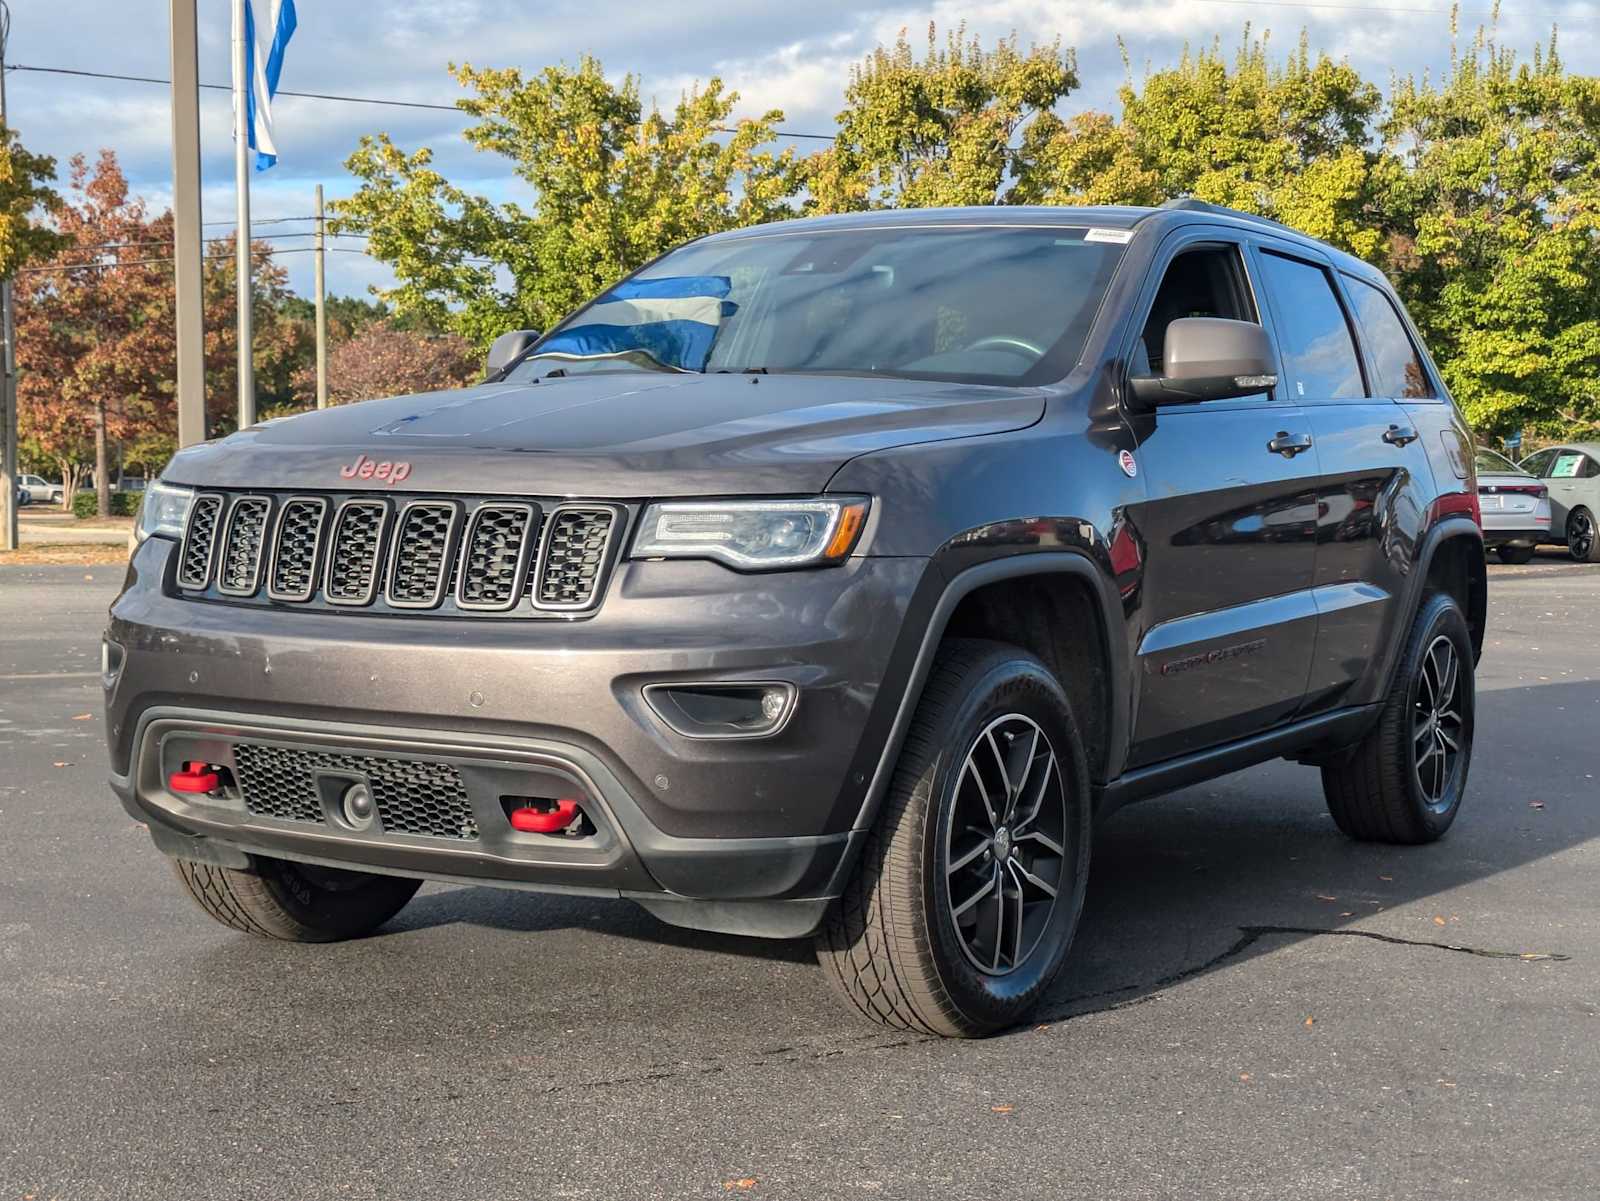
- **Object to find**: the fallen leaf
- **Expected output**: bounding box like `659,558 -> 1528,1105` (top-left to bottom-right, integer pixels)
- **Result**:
1239,1073 -> 1252,1081
1033,1023 -> 1050,1032
1339,911 -> 1354,917
1303,1016 -> 1315,1028
1530,800 -> 1546,810
723,1179 -> 758,1192
1437,1080 -> 1457,1088
52,761 -> 69,768
1316,894 -> 1338,902
71,712 -> 93,721
1378,875 -> 1394,881
1433,916 -> 1447,927
991,1105 -> 1014,1115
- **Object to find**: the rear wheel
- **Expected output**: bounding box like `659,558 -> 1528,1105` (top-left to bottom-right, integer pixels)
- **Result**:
1321,592 -> 1474,844
1495,544 -> 1534,565
816,640 -> 1092,1037
172,854 -> 421,942
1568,508 -> 1599,562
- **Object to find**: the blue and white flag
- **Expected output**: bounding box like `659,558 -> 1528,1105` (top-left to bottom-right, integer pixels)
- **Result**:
232,0 -> 298,170
536,276 -> 735,372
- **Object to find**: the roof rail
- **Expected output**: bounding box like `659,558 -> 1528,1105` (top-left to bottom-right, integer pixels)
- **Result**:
1156,198 -> 1296,232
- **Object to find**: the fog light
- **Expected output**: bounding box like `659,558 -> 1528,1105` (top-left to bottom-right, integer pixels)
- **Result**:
341,782 -> 376,831
642,681 -> 797,739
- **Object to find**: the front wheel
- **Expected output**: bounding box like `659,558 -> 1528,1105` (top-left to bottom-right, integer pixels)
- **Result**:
1569,508 -> 1599,562
1321,592 -> 1475,844
172,854 -> 422,942
816,640 -> 1092,1037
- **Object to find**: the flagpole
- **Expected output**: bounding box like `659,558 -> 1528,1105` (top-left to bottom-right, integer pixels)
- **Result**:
232,0 -> 255,429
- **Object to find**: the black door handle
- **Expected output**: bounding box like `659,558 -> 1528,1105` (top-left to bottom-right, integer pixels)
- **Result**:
1268,431 -> 1314,458
1382,423 -> 1419,447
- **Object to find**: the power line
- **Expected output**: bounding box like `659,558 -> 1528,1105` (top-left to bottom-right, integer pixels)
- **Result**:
6,62 -> 839,141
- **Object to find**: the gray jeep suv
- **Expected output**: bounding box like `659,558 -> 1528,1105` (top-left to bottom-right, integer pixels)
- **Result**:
107,202 -> 1485,1036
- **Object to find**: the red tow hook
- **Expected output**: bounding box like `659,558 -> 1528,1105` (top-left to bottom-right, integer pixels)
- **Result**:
509,798 -> 581,834
168,761 -> 220,794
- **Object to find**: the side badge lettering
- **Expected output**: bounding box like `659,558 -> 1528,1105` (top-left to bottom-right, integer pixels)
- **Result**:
1118,450 -> 1138,478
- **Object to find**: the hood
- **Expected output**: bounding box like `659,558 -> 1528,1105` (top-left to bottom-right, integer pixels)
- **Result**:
163,373 -> 1046,497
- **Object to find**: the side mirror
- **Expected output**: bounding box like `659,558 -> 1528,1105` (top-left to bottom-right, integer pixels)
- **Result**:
1128,317 -> 1278,409
484,329 -> 541,378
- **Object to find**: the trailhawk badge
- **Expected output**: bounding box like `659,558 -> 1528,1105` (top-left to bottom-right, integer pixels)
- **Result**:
1118,450 -> 1138,478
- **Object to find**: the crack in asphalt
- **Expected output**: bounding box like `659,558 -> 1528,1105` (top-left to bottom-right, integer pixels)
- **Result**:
452,924 -> 1572,1098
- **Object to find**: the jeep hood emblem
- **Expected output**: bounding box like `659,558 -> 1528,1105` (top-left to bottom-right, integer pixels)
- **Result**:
339,453 -> 411,485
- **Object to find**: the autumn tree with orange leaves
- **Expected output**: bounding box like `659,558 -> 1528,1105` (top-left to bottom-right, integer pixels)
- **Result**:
16,151 -> 311,513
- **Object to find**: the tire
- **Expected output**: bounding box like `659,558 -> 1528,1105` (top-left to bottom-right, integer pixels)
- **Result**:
1495,544 -> 1534,565
1568,507 -> 1600,562
171,854 -> 422,942
1321,592 -> 1474,844
816,639 -> 1092,1037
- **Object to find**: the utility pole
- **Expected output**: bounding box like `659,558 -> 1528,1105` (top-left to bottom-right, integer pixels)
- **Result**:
169,0 -> 206,448
1,0 -> 19,550
314,183 -> 328,409
231,0 -> 255,429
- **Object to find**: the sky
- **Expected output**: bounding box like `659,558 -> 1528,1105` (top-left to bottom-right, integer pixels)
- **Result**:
7,0 -> 1599,304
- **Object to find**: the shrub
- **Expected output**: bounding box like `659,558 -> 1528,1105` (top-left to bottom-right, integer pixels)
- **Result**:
73,491 -> 141,518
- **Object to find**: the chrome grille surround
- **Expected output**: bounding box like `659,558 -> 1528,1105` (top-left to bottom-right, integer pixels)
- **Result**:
323,499 -> 391,606
456,503 -> 538,612
386,500 -> 462,608
266,496 -> 329,602
216,495 -> 273,596
532,504 -> 622,611
176,493 -> 224,590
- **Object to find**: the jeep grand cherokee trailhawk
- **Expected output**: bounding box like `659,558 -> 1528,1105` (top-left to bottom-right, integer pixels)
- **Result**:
107,201 -> 1485,1037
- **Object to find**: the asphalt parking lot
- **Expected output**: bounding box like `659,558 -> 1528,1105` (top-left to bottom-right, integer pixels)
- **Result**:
3,555 -> 1598,1200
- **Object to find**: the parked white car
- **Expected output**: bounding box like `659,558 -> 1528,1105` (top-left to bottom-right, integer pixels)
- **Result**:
16,474 -> 64,505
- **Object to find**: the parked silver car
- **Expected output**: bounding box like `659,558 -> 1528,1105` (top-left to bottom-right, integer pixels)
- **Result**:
1519,442 -> 1600,562
17,473 -> 64,505
1475,448 -> 1550,564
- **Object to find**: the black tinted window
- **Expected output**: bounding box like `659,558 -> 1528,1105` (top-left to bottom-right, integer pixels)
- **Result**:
1521,449 -> 1556,477
1258,252 -> 1364,400
1345,276 -> 1435,398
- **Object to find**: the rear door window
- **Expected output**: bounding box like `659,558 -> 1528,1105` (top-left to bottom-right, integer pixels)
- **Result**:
1344,276 -> 1436,398
1256,251 -> 1364,400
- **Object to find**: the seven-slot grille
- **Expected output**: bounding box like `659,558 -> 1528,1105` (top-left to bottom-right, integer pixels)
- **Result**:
232,743 -> 479,839
176,491 -> 621,617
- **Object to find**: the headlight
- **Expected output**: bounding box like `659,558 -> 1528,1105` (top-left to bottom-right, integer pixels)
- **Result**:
631,497 -> 869,570
134,479 -> 194,544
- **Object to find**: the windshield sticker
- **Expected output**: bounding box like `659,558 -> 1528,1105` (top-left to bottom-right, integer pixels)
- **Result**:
1085,228 -> 1134,245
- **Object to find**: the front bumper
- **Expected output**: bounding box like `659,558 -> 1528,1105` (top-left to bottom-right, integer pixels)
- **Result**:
107,537 -> 928,933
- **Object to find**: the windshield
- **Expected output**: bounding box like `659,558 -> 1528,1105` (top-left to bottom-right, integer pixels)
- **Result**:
1474,448 -> 1523,474
505,225 -> 1128,387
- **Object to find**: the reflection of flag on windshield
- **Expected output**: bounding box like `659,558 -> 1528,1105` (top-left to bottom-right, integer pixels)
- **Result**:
537,276 -> 733,372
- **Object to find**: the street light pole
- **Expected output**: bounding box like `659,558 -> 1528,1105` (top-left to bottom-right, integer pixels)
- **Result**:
169,0 -> 206,449
231,0 -> 255,429
314,183 -> 328,409
1,0 -> 20,550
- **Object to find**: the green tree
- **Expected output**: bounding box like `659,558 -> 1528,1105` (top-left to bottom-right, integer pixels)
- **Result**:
0,122 -> 68,276
332,57 -> 800,347
1381,26 -> 1600,437
1017,32 -> 1385,257
806,24 -> 1078,212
